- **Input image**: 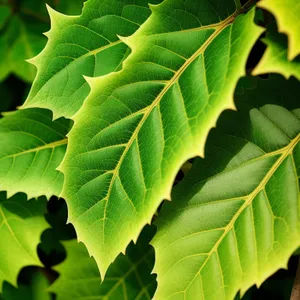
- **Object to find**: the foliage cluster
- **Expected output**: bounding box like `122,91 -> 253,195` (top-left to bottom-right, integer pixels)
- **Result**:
0,0 -> 299,299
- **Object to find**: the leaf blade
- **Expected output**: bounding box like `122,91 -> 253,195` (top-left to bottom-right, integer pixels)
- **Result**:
22,0 -> 162,119
49,226 -> 157,300
152,77 -> 300,299
61,1 -> 263,277
0,192 -> 48,292
0,109 -> 70,199
258,0 -> 300,60
253,23 -> 300,80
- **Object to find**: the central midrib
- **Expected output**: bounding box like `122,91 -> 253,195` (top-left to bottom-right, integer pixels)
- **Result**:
183,134 -> 300,295
100,9 -> 239,224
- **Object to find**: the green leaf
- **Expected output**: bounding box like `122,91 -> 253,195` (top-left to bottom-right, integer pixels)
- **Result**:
0,16 -> 19,82
258,0 -> 300,60
152,76 -> 300,300
0,192 -> 48,291
50,226 -> 157,300
0,109 -> 70,199
60,1 -> 263,277
0,5 -> 11,31
22,0 -> 162,119
0,16 -> 46,83
253,23 -> 300,80
0,270 -> 51,300
10,21 -> 46,83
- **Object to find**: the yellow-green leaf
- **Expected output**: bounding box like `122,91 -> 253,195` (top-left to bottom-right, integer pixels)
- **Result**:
253,23 -> 300,80
152,76 -> 300,300
258,0 -> 300,60
0,192 -> 48,292
61,0 -> 263,278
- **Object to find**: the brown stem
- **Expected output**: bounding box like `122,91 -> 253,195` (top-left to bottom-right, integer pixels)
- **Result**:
291,257 -> 300,300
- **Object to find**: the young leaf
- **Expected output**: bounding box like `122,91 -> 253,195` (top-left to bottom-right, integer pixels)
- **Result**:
50,226 -> 156,300
60,0 -> 263,277
0,109 -> 70,199
152,76 -> 300,300
258,0 -> 300,60
22,0 -> 162,119
253,24 -> 300,80
0,192 -> 48,292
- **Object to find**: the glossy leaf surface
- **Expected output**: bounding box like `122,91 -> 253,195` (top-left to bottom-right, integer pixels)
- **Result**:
152,76 -> 300,299
61,0 -> 262,277
23,0 -> 161,119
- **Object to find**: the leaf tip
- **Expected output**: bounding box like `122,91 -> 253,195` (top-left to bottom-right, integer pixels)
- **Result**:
83,75 -> 96,89
43,30 -> 50,38
46,4 -> 68,28
56,164 -> 63,173
26,55 -> 40,68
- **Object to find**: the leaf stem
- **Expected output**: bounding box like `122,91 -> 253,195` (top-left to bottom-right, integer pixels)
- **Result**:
291,257 -> 300,300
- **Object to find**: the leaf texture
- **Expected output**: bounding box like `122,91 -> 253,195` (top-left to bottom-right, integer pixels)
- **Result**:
60,0 -> 263,277
258,0 -> 300,60
152,76 -> 300,300
253,23 -> 300,80
0,192 -> 48,292
50,226 -> 156,300
0,109 -> 70,199
22,0 -> 162,119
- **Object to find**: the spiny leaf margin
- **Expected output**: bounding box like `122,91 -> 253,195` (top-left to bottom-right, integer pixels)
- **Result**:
152,77 -> 300,300
60,0 -> 263,279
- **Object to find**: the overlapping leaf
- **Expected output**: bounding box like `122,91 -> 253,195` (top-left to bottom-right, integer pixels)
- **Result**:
254,23 -> 300,80
0,271 -> 51,300
0,192 -> 48,292
258,0 -> 300,60
0,109 -> 70,199
23,0 -> 162,119
60,0 -> 263,277
8,18 -> 47,83
50,226 -> 156,300
0,0 -> 88,83
0,13 -> 48,83
152,76 -> 300,300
